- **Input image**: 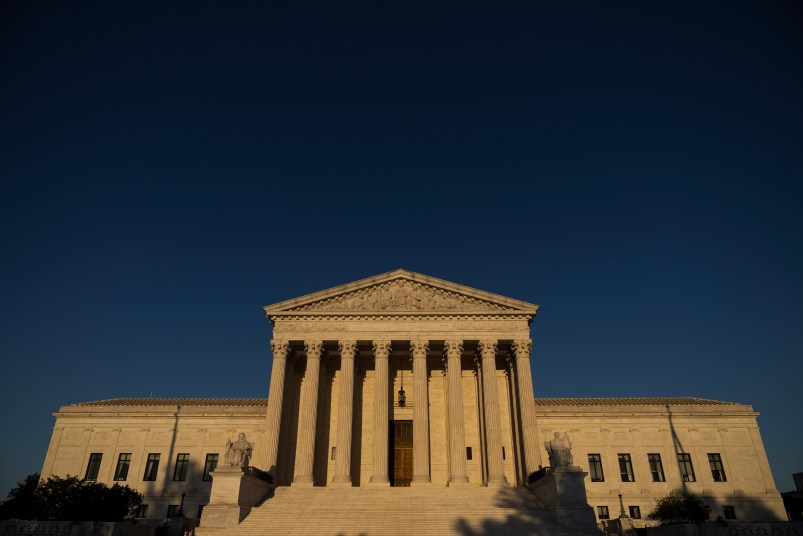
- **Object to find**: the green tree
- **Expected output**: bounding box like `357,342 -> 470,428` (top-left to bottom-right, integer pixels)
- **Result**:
648,490 -> 712,524
0,474 -> 143,521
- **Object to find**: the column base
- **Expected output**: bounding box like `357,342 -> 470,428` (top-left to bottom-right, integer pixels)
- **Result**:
367,476 -> 390,487
330,475 -> 353,487
448,476 -> 470,487
486,475 -> 509,486
411,476 -> 432,487
291,476 -> 314,487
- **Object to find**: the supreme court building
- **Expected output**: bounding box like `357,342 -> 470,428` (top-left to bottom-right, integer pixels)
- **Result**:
40,270 -> 788,531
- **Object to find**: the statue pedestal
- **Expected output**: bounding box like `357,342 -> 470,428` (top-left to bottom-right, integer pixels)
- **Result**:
528,466 -> 599,534
197,466 -> 274,532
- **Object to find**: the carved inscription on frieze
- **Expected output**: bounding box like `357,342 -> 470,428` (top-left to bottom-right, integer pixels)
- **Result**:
274,317 -> 530,334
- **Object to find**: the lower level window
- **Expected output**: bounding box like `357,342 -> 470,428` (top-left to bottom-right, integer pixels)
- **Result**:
723,505 -> 736,520
166,505 -> 180,518
629,505 -> 641,519
597,506 -> 610,520
135,505 -> 148,518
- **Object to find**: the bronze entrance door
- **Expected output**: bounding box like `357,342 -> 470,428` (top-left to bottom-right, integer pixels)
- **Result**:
390,420 -> 413,487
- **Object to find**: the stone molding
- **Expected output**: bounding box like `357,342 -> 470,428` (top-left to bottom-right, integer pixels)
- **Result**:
263,269 -> 538,317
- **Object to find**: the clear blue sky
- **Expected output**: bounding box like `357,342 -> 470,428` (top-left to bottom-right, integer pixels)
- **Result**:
1,1 -> 801,496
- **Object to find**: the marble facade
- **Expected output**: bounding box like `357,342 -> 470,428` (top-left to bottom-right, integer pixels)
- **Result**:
39,270 -> 787,526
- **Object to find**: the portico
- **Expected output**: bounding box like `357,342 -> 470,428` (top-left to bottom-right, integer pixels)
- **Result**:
260,269 -> 543,487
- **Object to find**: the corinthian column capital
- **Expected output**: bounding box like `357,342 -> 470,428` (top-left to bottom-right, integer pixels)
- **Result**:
410,340 -> 429,359
372,340 -> 391,359
305,340 -> 324,358
477,339 -> 498,358
339,340 -> 358,359
270,339 -> 290,359
443,339 -> 463,358
511,339 -> 532,357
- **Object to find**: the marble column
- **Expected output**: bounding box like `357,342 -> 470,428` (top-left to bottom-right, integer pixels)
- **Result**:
411,340 -> 431,486
292,340 -> 323,486
369,340 -> 391,485
332,340 -> 357,485
512,339 -> 542,476
264,339 -> 290,476
444,339 -> 469,485
478,339 -> 508,486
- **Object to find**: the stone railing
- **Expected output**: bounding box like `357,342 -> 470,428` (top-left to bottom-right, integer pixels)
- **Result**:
0,522 -> 158,536
646,523 -> 803,536
727,523 -> 803,536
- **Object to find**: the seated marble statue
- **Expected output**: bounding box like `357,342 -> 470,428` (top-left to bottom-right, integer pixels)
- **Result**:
545,432 -> 573,467
224,432 -> 253,469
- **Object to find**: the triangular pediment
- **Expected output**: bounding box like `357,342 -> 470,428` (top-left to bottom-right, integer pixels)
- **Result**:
263,269 -> 538,316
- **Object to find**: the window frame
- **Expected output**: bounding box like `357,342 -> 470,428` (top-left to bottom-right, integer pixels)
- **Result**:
135,505 -> 149,518
723,505 -> 736,520
678,453 -> 696,482
629,505 -> 641,519
114,453 -> 132,481
166,505 -> 179,518
173,453 -> 190,481
143,453 -> 160,482
203,453 -> 219,482
588,453 -> 605,482
85,453 -> 103,481
648,453 -> 665,482
597,506 -> 610,520
708,453 -> 727,482
618,453 -> 635,482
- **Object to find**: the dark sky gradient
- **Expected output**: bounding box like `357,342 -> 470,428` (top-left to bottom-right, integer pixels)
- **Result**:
1,1 -> 801,496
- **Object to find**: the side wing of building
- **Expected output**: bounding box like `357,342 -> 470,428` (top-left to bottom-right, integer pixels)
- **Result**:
40,397 -> 786,524
40,399 -> 267,522
535,397 -> 786,524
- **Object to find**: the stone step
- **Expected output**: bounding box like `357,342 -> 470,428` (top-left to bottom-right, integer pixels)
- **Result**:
199,486 -> 598,536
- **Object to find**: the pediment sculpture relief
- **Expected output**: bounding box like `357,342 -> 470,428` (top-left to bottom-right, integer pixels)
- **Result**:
288,279 -> 506,312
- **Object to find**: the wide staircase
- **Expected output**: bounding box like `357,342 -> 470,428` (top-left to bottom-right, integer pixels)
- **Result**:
202,485 -> 597,536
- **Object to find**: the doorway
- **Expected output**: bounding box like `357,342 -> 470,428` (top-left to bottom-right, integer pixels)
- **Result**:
389,420 -> 412,487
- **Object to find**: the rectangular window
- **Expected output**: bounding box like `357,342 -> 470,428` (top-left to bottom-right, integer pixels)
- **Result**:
143,453 -> 160,481
678,453 -> 696,482
135,505 -> 148,518
166,505 -> 179,518
502,447 -> 506,460
648,453 -> 665,482
466,447 -> 473,461
331,447 -> 336,460
203,454 -> 219,481
114,453 -> 132,481
597,506 -> 610,520
708,453 -> 727,482
723,505 -> 736,520
173,453 -> 190,481
85,453 -> 102,481
588,454 -> 605,482
618,453 -> 634,482
629,506 -> 641,519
